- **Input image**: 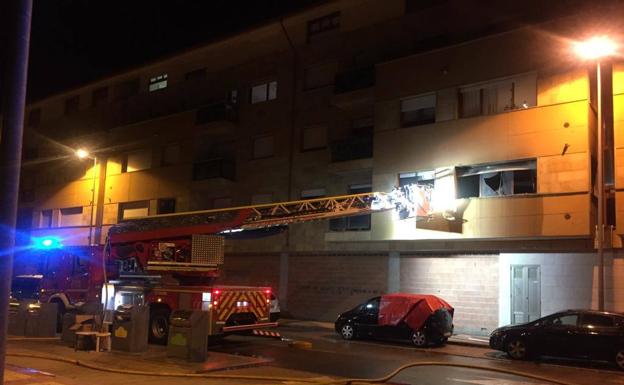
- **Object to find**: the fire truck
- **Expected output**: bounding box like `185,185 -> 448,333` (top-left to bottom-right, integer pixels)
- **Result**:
18,192 -> 400,343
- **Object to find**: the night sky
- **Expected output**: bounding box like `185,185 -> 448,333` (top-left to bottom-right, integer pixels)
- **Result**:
0,0 -> 323,103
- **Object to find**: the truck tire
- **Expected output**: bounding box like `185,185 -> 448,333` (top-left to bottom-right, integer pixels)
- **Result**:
149,308 -> 170,345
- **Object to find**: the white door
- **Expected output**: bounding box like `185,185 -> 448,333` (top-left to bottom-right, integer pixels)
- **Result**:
511,265 -> 541,324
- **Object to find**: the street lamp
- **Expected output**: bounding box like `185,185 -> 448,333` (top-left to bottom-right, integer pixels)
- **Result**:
574,36 -> 617,311
75,149 -> 97,247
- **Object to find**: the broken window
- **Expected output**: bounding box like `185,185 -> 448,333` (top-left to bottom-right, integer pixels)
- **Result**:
401,94 -> 436,127
456,159 -> 537,198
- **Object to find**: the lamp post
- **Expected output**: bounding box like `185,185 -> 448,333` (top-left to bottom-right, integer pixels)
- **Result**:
574,36 -> 617,311
76,149 -> 97,246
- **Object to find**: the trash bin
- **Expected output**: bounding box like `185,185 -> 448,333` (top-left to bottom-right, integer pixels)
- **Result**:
24,302 -> 58,337
8,301 -> 27,336
111,304 -> 149,352
61,312 -> 77,344
167,310 -> 209,362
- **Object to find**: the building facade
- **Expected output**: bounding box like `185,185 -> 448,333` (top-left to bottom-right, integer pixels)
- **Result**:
15,0 -> 624,335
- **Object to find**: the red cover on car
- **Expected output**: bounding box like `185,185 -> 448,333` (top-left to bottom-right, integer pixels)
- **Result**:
378,293 -> 453,331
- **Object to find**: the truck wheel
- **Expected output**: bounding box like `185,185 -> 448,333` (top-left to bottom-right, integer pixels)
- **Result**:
149,308 -> 170,345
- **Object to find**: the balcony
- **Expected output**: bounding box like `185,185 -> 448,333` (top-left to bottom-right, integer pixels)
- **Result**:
331,67 -> 375,111
192,158 -> 236,182
194,102 -> 238,135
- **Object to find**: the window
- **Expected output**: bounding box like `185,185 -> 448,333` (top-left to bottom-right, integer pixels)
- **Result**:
227,89 -> 238,105
303,62 -> 337,90
459,73 -> 537,118
118,201 -> 149,221
157,198 -> 176,214
192,159 -> 236,181
250,81 -> 277,104
213,197 -> 232,209
253,136 -> 274,159
161,144 -> 180,166
92,87 -> 109,107
122,149 -> 152,173
302,125 -> 327,151
301,188 -> 326,199
28,108 -> 41,128
59,207 -> 83,227
401,94 -> 436,127
546,314 -> 578,327
64,95 -> 80,115
456,159 -> 537,198
149,74 -> 168,92
40,210 -> 53,228
307,12 -> 340,41
581,313 -> 614,328
330,184 -> 372,231
115,78 -> 139,100
185,68 -> 206,81
251,193 -> 273,205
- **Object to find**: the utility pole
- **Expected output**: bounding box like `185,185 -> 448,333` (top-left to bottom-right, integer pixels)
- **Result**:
0,1 -> 33,383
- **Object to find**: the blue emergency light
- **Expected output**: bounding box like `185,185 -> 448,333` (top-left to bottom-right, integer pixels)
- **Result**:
32,236 -> 63,250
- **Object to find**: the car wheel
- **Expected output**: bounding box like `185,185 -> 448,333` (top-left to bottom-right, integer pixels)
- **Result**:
411,330 -> 427,347
615,348 -> 624,370
506,338 -> 528,360
340,324 -> 356,340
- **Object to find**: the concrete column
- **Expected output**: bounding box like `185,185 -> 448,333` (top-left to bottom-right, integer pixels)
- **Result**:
388,251 -> 400,293
279,252 -> 289,311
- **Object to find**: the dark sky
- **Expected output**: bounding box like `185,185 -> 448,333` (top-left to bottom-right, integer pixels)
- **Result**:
1,0 -> 322,102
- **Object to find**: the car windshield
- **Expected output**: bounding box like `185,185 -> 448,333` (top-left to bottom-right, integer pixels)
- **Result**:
11,277 -> 41,300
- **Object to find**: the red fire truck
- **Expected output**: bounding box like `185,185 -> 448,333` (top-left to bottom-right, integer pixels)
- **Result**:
17,192 -> 390,343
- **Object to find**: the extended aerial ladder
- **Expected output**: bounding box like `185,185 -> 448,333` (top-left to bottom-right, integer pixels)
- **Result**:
106,191 -> 404,275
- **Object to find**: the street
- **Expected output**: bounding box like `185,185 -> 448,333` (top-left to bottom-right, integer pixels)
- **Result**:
7,321 -> 621,385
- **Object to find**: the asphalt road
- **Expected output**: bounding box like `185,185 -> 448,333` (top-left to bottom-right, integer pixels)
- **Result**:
211,323 -> 624,385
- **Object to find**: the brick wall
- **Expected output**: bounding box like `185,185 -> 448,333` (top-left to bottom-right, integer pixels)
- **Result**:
400,255 -> 499,336
287,255 -> 389,321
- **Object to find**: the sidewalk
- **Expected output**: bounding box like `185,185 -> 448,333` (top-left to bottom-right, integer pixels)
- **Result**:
5,338 -> 325,385
7,338 -> 270,374
278,318 -> 491,348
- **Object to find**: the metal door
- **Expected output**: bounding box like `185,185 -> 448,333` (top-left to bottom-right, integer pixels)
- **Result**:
511,265 -> 541,324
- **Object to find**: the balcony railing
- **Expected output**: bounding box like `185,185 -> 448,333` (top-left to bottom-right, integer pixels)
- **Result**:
334,67 -> 375,94
330,135 -> 373,163
192,158 -> 236,181
195,102 -> 238,125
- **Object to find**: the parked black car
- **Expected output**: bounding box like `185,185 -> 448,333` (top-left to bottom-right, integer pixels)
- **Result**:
490,309 -> 624,370
334,295 -> 454,347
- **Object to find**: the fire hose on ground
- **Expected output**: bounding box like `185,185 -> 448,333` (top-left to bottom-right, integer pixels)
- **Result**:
5,350 -> 584,385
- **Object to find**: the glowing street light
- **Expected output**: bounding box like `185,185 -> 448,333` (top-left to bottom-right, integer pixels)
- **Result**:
75,148 -> 90,159
574,36 -> 617,311
574,36 -> 617,60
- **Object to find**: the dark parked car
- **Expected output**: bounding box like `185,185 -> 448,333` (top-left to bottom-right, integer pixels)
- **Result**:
490,309 -> 624,370
335,294 -> 454,347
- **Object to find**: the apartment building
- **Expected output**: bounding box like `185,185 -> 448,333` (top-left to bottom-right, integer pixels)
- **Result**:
16,0 -> 624,335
